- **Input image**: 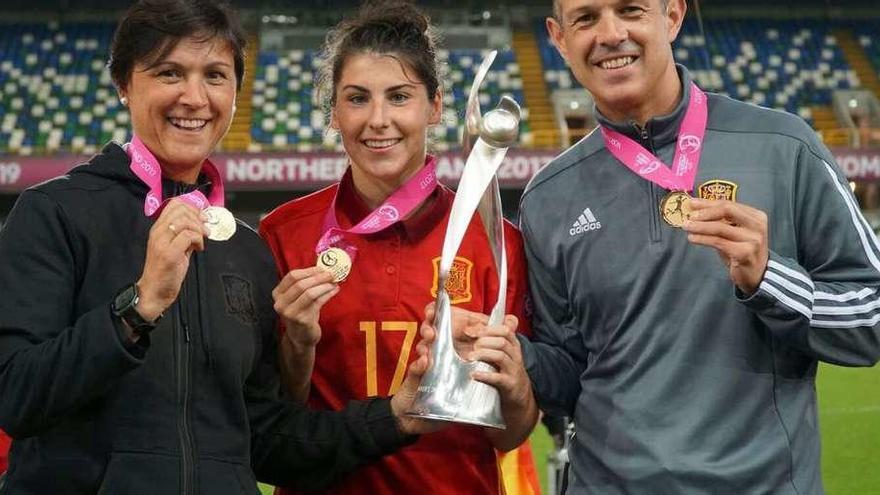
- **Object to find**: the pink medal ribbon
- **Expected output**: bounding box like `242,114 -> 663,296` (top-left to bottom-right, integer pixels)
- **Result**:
127,135 -> 225,217
600,82 -> 708,193
316,155 -> 439,261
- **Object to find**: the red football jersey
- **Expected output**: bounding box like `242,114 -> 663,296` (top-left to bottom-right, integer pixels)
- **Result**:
0,429 -> 10,472
260,172 -> 533,495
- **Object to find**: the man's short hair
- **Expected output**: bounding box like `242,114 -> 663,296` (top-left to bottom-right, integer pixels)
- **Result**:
553,0 -> 669,21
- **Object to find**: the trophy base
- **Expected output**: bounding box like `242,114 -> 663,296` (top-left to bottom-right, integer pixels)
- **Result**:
410,291 -> 508,430
405,410 -> 506,430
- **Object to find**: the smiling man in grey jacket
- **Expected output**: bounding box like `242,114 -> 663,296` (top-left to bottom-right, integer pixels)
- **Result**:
495,0 -> 880,493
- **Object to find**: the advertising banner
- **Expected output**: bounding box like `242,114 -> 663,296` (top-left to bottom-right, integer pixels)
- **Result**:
2,147 -> 879,193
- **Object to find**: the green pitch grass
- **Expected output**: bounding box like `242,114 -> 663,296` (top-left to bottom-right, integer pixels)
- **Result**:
815,363 -> 880,493
259,363 -> 879,494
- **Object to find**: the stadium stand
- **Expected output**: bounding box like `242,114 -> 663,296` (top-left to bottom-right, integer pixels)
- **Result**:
853,21 -> 880,73
2,16 -> 880,155
848,20 -> 880,98
0,22 -> 128,156
250,49 -> 325,149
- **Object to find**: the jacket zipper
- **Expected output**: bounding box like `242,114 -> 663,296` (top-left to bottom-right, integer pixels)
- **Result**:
177,273 -> 195,495
635,123 -> 662,243
174,181 -> 195,495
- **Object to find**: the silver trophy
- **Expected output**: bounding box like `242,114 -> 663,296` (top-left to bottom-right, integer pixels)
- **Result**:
408,50 -> 521,429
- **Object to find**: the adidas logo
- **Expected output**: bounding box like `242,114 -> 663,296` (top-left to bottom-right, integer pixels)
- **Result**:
569,208 -> 602,236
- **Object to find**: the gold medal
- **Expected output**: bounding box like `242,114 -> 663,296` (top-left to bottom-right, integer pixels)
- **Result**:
660,191 -> 692,228
316,247 -> 352,283
203,206 -> 237,241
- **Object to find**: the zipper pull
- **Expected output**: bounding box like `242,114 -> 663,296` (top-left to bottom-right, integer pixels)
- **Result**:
632,121 -> 650,145
183,323 -> 191,343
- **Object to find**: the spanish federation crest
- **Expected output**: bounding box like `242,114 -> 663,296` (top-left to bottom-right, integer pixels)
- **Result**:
698,179 -> 738,202
431,256 -> 473,305
221,274 -> 257,325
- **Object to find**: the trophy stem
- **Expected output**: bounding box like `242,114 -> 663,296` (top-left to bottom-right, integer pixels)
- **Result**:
477,175 -> 507,326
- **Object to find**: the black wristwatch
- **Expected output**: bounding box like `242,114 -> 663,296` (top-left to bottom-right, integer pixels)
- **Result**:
112,283 -> 161,336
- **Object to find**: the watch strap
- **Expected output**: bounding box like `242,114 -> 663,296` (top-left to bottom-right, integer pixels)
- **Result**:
112,283 -> 160,335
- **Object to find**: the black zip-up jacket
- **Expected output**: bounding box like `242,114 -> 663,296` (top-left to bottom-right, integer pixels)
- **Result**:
0,143 -> 412,494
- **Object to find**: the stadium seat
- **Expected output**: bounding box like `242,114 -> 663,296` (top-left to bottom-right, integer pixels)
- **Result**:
850,20 -> 880,75
0,21 -> 127,155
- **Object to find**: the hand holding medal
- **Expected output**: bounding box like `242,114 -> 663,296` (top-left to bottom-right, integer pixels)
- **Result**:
601,84 -> 770,293
271,266 -> 339,350
683,198 -> 769,295
136,198 -> 210,322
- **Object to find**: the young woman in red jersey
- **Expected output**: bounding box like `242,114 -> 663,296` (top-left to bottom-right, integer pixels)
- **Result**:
259,1 -> 540,494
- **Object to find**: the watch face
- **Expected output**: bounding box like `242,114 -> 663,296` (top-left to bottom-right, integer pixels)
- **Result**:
112,283 -> 157,333
113,284 -> 138,315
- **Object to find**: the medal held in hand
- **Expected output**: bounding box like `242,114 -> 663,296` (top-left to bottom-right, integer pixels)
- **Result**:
407,50 -> 520,429
660,191 -> 693,227
203,206 -> 237,241
316,247 -> 352,283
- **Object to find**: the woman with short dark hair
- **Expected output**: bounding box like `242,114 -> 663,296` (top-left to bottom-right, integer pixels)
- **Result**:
0,1 -> 436,493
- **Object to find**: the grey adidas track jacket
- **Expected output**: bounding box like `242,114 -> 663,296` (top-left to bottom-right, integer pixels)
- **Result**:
518,67 -> 880,494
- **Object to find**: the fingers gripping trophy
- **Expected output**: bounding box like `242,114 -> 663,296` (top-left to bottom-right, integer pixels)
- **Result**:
408,51 -> 521,429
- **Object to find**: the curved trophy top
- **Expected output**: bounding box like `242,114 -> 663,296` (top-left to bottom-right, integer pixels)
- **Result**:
463,50 -> 498,156
479,96 -> 521,149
